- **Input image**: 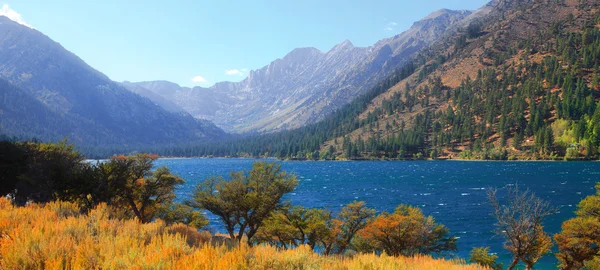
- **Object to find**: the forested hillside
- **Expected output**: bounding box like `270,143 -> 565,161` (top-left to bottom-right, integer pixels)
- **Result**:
148,0 -> 600,161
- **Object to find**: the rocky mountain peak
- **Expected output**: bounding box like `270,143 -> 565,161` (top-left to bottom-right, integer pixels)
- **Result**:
414,9 -> 472,28
128,4 -> 484,133
284,47 -> 322,60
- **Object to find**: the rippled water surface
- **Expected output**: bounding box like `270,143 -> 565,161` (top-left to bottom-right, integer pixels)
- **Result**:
155,158 -> 600,269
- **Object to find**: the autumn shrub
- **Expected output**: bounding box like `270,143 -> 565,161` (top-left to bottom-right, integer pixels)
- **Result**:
356,204 -> 456,256
0,197 -> 486,270
166,223 -> 212,247
555,183 -> 600,269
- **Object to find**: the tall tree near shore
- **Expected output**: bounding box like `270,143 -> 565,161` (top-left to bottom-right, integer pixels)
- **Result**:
191,162 -> 298,245
488,186 -> 555,270
255,206 -> 333,249
101,153 -> 200,225
335,201 -> 376,254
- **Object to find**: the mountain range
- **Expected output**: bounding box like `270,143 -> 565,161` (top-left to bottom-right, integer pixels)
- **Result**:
124,8 -> 488,133
5,0 -> 593,161
143,0 -> 600,161
0,16 -> 224,149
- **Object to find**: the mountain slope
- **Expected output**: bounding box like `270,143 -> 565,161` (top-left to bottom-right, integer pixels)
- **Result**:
121,81 -> 184,113
0,16 -> 224,148
321,0 -> 600,160
151,0 -> 600,161
129,9 -> 477,133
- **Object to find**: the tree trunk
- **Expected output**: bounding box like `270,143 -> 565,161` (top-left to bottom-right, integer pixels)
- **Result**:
126,195 -> 144,222
237,223 -> 247,244
508,258 -> 520,270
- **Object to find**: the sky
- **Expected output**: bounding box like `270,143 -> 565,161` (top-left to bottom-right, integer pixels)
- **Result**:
0,0 -> 488,87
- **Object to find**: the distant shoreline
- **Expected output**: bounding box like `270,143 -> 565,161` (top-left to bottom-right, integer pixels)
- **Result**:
85,155 -> 600,163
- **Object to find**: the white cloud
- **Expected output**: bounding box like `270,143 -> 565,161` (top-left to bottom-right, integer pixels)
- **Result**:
384,21 -> 397,31
191,75 -> 208,83
0,4 -> 31,28
225,69 -> 245,76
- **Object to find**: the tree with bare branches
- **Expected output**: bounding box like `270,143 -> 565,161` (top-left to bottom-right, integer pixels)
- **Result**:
488,186 -> 555,270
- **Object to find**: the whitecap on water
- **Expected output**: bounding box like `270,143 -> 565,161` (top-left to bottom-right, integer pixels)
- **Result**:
461,193 -> 470,196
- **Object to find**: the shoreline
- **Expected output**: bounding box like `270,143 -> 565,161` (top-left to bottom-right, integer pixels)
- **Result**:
141,156 -> 600,162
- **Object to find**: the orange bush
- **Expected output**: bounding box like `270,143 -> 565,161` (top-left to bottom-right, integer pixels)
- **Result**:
0,197 -> 486,269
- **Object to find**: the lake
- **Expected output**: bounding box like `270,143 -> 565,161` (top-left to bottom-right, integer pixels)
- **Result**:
155,158 -> 600,269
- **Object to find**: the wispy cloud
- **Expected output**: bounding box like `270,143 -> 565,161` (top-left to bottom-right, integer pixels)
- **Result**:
0,4 -> 31,28
384,21 -> 397,31
225,68 -> 248,76
191,75 -> 208,83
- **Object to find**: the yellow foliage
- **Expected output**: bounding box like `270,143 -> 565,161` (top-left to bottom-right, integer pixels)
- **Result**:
0,197 -> 486,269
551,119 -> 576,147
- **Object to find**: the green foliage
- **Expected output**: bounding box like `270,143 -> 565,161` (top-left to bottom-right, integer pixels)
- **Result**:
467,22 -> 482,39
191,162 -> 298,245
0,140 -> 201,228
157,202 -> 209,229
255,206 -> 332,250
335,201 -> 377,254
0,139 -> 92,205
565,147 -> 580,160
0,140 -> 28,197
100,154 -> 187,223
469,247 -> 503,270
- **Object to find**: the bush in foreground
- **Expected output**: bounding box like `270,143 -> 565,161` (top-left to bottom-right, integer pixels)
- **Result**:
0,197 -> 486,269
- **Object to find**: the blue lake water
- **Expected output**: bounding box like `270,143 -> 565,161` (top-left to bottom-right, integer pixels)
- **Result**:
155,158 -> 600,269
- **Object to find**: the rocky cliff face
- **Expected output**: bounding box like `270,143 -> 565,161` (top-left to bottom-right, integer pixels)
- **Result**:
130,9 -> 480,133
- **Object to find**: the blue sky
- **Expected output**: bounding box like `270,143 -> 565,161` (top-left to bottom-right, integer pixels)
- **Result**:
1,0 -> 488,87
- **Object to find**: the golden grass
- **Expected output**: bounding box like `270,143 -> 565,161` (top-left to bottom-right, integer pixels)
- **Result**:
0,197 -> 486,269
